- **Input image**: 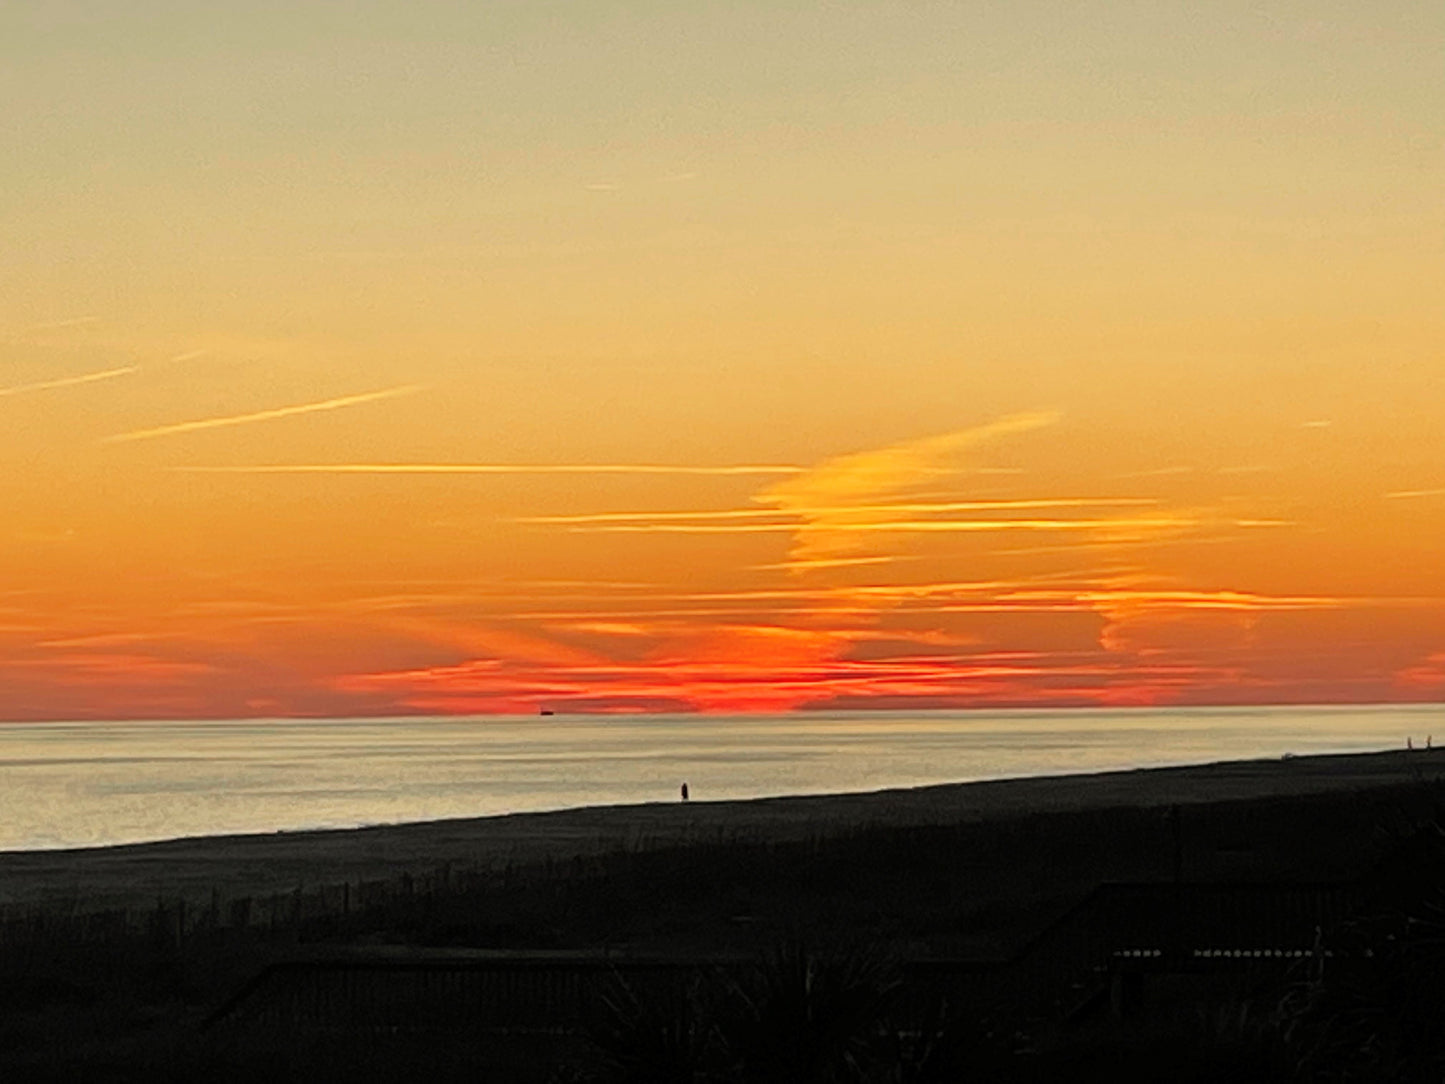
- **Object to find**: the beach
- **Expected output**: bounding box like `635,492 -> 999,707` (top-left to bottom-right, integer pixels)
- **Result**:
4,706 -> 1433,852
5,746 -> 1442,912
4,746 -> 1445,1081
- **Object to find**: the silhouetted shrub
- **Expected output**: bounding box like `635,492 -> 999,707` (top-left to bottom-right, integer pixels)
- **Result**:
1277,826 -> 1445,1081
586,972 -> 717,1084
719,938 -> 901,1083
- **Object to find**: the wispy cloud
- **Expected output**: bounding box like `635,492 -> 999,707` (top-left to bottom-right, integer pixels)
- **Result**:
173,462 -> 804,477
501,587 -> 1399,623
750,556 -> 899,572
0,344 -> 211,402
1118,465 -> 1195,479
1386,488 -> 1445,500
38,631 -> 167,649
1010,588 -> 1344,612
0,365 -> 138,398
160,348 -> 211,366
553,515 -> 1202,535
1397,651 -> 1445,690
18,315 -> 99,335
514,497 -> 1157,526
105,385 -> 425,444
332,645 -> 1247,715
758,412 -> 1063,564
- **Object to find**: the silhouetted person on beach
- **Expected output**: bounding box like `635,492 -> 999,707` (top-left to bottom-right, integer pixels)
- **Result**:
680,782 -> 689,801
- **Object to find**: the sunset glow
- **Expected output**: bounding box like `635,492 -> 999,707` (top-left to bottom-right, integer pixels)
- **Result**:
3,3 -> 1443,719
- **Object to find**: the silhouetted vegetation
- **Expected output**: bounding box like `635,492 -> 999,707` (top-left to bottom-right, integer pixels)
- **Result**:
3,776 -> 1445,1079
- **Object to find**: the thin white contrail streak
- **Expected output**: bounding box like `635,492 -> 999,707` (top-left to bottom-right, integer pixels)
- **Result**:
162,349 -> 211,364
21,316 -> 99,334
172,463 -> 806,476
557,517 -> 1215,534
516,498 -> 1158,524
0,366 -> 139,398
105,385 -> 425,443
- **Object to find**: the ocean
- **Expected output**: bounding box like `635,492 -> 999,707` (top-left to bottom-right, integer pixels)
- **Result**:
2,704 -> 1440,851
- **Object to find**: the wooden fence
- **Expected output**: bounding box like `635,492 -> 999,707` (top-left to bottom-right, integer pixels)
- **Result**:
0,863 -> 495,952
198,877 -> 1375,1035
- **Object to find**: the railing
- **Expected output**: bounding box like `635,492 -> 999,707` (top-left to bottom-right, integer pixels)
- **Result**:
207,956 -> 704,1033
202,878 -> 1374,1033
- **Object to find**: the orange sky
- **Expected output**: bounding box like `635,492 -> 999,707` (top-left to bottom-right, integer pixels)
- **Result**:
2,3 -> 1443,719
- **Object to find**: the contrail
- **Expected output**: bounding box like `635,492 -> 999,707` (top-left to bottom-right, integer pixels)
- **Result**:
162,349 -> 211,365
105,385 -> 424,443
516,498 -> 1158,525
21,315 -> 99,334
556,516 -> 1205,534
0,365 -> 138,398
172,462 -> 806,476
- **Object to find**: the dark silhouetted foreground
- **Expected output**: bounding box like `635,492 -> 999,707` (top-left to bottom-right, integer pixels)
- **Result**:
3,748 -> 1445,1080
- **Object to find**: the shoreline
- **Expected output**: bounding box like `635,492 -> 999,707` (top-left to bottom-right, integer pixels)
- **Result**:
3,746 -> 1443,909
6,703 -> 1441,857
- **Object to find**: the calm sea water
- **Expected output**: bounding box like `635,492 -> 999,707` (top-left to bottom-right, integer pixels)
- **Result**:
2,705 -> 1441,851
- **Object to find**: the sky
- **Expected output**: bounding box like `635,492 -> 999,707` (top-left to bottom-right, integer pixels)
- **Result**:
2,1 -> 1443,719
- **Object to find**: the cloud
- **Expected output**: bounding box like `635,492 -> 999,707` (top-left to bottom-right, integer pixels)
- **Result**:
514,497 -> 1157,526
1053,580 -> 1346,658
159,348 -> 211,366
561,622 -> 651,636
1118,465 -> 1195,479
1386,488 -> 1445,500
492,576 -> 1125,622
1397,652 -> 1445,689
0,652 -> 216,684
332,641 -> 1240,714
37,631 -> 167,648
755,412 -> 1061,564
504,584 -> 1351,624
105,384 -> 425,443
174,462 -> 804,477
0,365 -> 138,398
553,515 -> 1199,535
750,556 -> 899,572
17,315 -> 99,335
1016,588 -> 1344,612
0,346 -> 209,402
